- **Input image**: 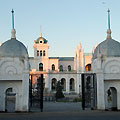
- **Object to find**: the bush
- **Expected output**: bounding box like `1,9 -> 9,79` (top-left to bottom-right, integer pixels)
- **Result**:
73,97 -> 82,102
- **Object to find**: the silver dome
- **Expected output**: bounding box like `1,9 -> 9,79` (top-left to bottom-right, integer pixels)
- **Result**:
0,38 -> 28,58
93,38 -> 120,59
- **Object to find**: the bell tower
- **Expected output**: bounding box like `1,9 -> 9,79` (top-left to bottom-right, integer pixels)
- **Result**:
33,31 -> 49,72
34,32 -> 49,59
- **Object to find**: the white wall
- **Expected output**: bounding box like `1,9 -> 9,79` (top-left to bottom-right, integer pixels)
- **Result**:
92,57 -> 120,110
0,57 -> 29,112
59,60 -> 74,71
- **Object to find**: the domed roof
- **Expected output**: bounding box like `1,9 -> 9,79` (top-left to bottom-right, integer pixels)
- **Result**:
93,38 -> 120,59
93,9 -> 120,59
0,38 -> 28,58
35,37 -> 48,44
0,9 -> 28,58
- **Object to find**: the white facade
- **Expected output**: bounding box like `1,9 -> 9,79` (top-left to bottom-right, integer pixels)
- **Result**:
2,9 -> 120,112
92,22 -> 120,110
92,55 -> 120,110
0,26 -> 30,112
29,34 -> 92,94
0,57 -> 29,112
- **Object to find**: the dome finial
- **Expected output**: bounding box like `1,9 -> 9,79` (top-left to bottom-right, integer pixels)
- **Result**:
107,8 -> 110,30
11,9 -> 14,29
11,9 -> 16,39
40,25 -> 42,37
107,8 -> 112,39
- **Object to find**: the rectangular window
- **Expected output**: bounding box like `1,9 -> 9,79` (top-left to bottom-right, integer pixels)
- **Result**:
40,50 -> 42,56
43,50 -> 45,56
37,50 -> 39,56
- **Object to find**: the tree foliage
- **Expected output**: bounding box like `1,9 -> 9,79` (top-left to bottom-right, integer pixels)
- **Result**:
55,81 -> 64,100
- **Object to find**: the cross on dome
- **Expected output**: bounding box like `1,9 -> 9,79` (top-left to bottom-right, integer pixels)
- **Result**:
11,9 -> 16,39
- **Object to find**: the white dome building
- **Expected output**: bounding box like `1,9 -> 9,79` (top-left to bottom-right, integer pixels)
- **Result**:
0,10 -> 29,112
0,38 -> 28,58
92,9 -> 120,110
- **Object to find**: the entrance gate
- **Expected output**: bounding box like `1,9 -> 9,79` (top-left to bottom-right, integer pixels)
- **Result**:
29,74 -> 43,112
29,73 -> 97,112
81,73 -> 97,110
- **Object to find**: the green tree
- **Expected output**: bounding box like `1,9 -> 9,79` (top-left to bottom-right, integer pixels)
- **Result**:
55,81 -> 64,100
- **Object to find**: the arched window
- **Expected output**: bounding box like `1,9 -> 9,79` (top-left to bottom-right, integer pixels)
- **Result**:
61,78 -> 66,91
59,65 -> 63,71
85,64 -> 91,71
43,50 -> 45,56
52,64 -> 55,71
40,50 -> 42,56
51,78 -> 57,91
37,50 -> 39,56
39,63 -> 43,71
70,78 -> 75,91
68,65 -> 71,71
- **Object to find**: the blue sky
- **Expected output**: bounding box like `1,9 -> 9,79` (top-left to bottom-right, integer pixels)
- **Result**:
0,0 -> 120,57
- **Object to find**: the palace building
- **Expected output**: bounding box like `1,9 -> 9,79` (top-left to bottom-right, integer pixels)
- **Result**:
29,9 -> 120,110
1,8 -> 120,112
29,32 -> 92,94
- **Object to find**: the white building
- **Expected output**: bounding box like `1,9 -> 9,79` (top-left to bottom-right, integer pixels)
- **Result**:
29,9 -> 120,111
1,9 -> 120,111
0,10 -> 29,112
29,32 -> 92,94
92,9 -> 120,110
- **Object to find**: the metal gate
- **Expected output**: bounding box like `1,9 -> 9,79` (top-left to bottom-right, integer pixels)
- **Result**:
29,74 -> 43,112
81,73 -> 97,110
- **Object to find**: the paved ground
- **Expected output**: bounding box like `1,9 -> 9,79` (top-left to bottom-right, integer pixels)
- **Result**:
0,102 -> 120,120
31,102 -> 82,112
0,110 -> 120,120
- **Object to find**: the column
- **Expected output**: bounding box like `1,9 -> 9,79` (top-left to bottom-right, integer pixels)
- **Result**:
22,73 -> 29,111
66,79 -> 69,93
96,72 -> 105,109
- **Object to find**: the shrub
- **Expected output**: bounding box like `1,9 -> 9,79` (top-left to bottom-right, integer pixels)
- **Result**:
73,97 -> 82,102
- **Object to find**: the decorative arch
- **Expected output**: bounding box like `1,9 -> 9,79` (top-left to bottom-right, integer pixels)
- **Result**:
5,66 -> 17,75
103,60 -> 120,73
0,61 -> 23,75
